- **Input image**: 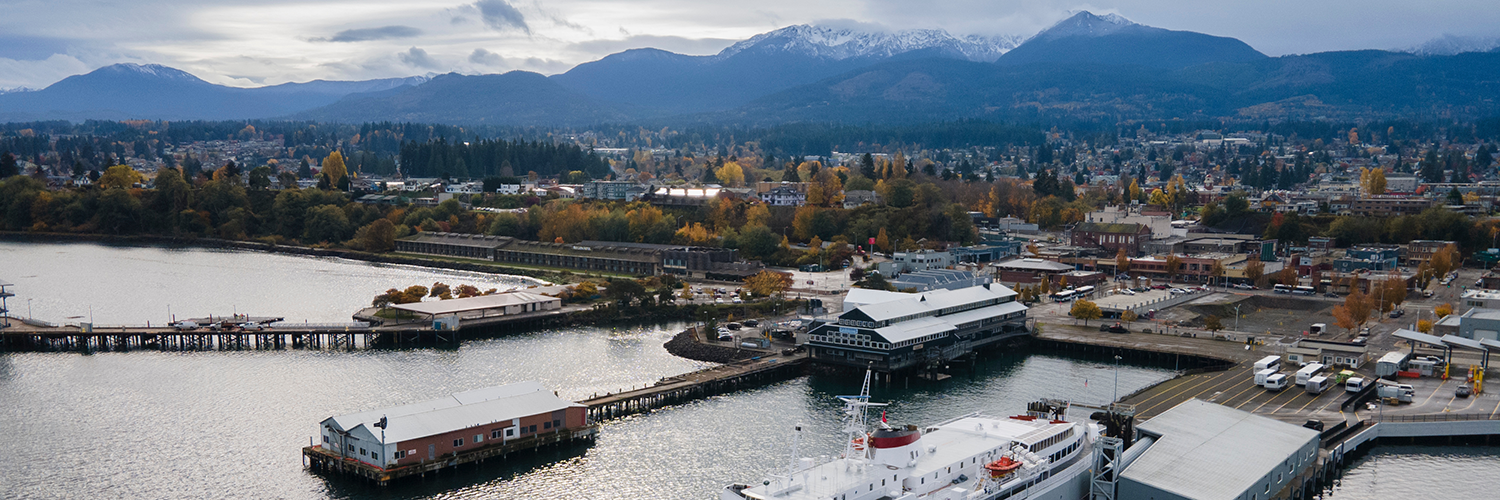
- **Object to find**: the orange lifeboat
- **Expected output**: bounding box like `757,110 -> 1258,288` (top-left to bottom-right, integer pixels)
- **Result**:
851,436 -> 867,450
984,456 -> 1022,478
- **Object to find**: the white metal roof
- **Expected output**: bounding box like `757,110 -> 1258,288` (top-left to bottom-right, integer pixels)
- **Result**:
939,301 -> 1028,328
843,288 -> 915,309
853,285 -> 1016,323
876,316 -> 956,344
1441,334 -> 1487,351
380,390 -> 581,443
323,381 -> 582,444
1394,328 -> 1447,347
390,291 -> 557,316
1122,400 -> 1318,500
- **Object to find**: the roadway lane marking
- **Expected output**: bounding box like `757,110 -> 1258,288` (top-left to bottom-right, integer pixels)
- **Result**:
1254,387 -> 1300,413
1125,374 -> 1200,407
1274,389 -> 1312,413
1492,398 -> 1500,418
1137,369 -> 1244,416
1418,379 -> 1449,407
1230,380 -> 1268,409
1191,369 -> 1254,397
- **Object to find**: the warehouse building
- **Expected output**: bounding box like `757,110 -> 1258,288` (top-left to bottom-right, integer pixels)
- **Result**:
318,381 -> 587,469
805,284 -> 1028,372
395,232 -> 751,277
1118,399 -> 1321,500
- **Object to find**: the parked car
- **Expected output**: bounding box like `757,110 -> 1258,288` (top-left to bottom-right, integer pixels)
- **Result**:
1303,420 -> 1325,432
1324,292 -> 1339,298
1152,284 -> 1169,290
171,321 -> 199,331
1389,309 -> 1404,319
239,322 -> 263,331
1456,385 -> 1473,398
1232,283 -> 1255,290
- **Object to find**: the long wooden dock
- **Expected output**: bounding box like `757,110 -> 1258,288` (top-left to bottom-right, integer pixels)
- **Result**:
0,305 -> 585,352
581,350 -> 809,422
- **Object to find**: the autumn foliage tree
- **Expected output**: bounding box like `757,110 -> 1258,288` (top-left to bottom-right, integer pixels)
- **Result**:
743,270 -> 791,298
1070,299 -> 1102,325
1435,302 -> 1454,317
1245,256 -> 1265,288
1331,286 -> 1374,334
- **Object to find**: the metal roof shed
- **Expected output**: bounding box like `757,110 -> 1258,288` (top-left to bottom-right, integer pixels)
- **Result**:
1441,334 -> 1492,370
389,292 -> 560,319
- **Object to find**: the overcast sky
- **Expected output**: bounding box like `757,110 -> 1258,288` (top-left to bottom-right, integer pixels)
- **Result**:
1,0 -> 1497,89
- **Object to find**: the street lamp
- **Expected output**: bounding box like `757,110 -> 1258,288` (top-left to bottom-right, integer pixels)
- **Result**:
1234,304 -> 1241,333
1113,355 -> 1123,403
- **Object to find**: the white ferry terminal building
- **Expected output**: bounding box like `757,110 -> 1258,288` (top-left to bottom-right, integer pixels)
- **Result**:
805,284 -> 1029,372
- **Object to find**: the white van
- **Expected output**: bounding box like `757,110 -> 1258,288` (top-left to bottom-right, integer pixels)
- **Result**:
1305,375 -> 1331,395
1264,373 -> 1289,392
1254,355 -> 1281,372
1345,377 -> 1369,393
1255,368 -> 1279,386
1296,363 -> 1325,386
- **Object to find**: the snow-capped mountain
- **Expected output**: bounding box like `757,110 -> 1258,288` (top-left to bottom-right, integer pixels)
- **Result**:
1032,11 -> 1137,40
1406,34 -> 1500,56
997,10 -> 1265,69
716,24 -> 1024,63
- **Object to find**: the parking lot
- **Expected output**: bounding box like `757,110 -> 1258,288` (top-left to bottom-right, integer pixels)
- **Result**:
1124,362 -> 1500,425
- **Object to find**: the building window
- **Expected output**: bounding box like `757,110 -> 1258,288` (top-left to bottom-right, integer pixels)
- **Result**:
530,425 -> 537,433
322,435 -> 329,443
475,434 -> 483,443
359,448 -> 367,456
454,438 -> 465,447
544,421 -> 551,429
507,428 -> 516,437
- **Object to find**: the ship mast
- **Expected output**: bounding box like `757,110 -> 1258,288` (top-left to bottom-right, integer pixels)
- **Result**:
837,366 -> 886,460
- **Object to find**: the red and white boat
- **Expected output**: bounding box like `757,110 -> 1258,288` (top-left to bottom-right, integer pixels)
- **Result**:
722,371 -> 1101,500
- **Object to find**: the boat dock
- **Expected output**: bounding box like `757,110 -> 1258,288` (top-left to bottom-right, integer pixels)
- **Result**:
303,425 -> 600,485
580,349 -> 808,422
303,342 -> 807,486
0,305 -> 586,352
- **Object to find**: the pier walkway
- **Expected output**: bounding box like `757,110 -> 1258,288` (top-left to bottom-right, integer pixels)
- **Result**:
580,349 -> 808,422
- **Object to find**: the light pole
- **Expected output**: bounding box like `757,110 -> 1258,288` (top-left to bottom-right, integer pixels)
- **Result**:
1234,304 -> 1241,332
28,299 -> 33,320
1113,355 -> 1123,403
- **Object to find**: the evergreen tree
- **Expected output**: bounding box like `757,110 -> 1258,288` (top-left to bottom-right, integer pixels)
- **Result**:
298,158 -> 312,179
0,152 -> 17,178
781,162 -> 799,182
861,153 -> 877,179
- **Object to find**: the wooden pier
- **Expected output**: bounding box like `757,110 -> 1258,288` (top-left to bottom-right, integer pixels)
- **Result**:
302,426 -> 599,485
581,350 -> 809,422
303,348 -> 808,486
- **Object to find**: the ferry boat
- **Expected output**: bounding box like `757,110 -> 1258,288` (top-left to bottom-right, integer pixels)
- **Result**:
722,371 -> 1101,500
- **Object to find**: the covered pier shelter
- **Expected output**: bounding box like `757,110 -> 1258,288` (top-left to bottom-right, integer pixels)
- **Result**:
389,292 -> 562,328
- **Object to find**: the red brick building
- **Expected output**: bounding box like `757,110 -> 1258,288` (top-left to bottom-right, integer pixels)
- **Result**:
318,381 -> 587,469
1071,222 -> 1152,256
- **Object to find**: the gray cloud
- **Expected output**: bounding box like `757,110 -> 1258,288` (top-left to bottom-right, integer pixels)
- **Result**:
571,35 -> 738,56
474,0 -> 530,33
469,48 -> 505,66
316,25 -> 423,43
397,47 -> 441,69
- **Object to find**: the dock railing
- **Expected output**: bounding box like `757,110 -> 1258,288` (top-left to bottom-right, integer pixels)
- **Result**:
1372,412 -> 1500,423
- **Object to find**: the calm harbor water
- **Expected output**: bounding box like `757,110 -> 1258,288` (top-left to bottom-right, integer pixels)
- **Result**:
3,241 -> 1489,499
0,240 -> 541,325
1320,445 -> 1500,499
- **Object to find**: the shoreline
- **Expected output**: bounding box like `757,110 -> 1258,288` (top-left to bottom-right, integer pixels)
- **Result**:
0,231 -> 574,284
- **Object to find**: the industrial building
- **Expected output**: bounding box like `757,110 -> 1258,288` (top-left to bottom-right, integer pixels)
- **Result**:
887,269 -> 992,292
389,291 -> 562,329
395,232 -> 754,278
805,284 -> 1028,372
1117,399 -> 1321,500
317,381 -> 587,469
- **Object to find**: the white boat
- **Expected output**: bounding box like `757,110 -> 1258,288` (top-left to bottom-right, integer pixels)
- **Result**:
722,371 -> 1102,500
